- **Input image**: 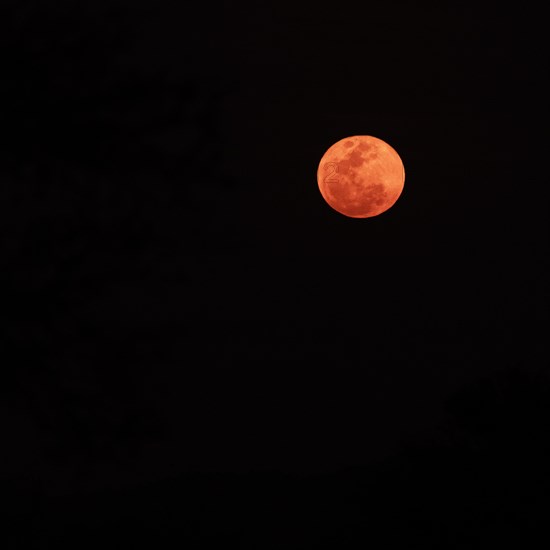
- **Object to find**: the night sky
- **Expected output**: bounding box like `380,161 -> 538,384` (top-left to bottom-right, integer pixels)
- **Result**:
1,1 -> 548,547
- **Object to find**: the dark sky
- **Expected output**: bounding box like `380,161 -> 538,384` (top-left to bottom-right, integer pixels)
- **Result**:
1,1 -> 548,547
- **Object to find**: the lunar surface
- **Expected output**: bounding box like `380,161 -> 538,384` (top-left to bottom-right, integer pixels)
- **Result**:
317,135 -> 405,218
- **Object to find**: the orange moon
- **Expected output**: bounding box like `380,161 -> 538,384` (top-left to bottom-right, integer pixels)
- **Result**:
317,135 -> 405,218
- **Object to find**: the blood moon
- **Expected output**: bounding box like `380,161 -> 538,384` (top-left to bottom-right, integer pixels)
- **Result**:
317,135 -> 405,218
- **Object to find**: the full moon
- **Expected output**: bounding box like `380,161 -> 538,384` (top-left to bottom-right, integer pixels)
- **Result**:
317,135 -> 405,218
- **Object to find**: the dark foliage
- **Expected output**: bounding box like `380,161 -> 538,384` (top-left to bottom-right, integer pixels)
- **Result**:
3,367 -> 548,548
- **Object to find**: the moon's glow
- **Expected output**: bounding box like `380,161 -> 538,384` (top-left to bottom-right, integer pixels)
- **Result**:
317,135 -> 405,218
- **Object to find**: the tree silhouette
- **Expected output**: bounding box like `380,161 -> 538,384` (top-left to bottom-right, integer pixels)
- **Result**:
3,366 -> 547,548
0,0 -> 229,359
0,1 -> 228,525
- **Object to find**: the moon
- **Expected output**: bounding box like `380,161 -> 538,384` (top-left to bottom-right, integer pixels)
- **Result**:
317,135 -> 405,218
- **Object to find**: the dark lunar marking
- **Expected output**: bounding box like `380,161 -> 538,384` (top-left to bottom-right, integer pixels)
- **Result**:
349,150 -> 364,167
344,140 -> 354,148
338,182 -> 389,217
338,160 -> 350,174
